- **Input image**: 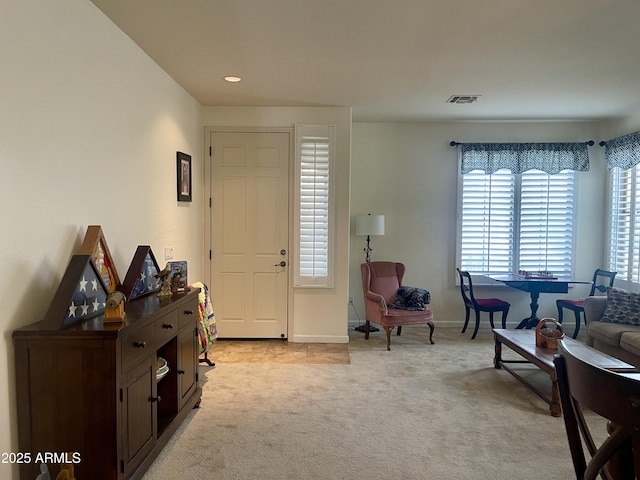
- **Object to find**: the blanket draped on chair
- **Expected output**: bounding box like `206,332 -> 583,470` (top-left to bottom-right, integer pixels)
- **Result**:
389,286 -> 431,311
191,281 -> 217,354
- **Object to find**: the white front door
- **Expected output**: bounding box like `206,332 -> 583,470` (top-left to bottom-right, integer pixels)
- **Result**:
209,131 -> 289,338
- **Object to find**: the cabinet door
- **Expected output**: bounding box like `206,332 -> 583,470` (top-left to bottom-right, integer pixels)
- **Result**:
122,355 -> 157,476
177,327 -> 197,410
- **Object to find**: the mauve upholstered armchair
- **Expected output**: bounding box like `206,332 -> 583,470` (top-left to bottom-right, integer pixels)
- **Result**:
360,261 -> 434,350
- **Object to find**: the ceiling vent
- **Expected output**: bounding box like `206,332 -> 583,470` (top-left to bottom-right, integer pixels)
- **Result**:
447,95 -> 480,104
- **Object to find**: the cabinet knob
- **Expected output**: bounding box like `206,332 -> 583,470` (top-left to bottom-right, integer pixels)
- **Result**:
162,323 -> 174,329
134,341 -> 147,348
178,369 -> 185,375
184,310 -> 194,315
150,395 -> 161,403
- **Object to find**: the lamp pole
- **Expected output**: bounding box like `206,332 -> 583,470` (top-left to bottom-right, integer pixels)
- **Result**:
354,213 -> 385,333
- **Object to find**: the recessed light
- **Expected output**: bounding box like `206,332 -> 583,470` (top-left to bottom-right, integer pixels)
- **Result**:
224,76 -> 242,83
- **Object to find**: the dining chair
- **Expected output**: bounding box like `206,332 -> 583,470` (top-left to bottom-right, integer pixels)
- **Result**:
361,261 -> 434,350
456,268 -> 510,339
554,340 -> 640,480
556,269 -> 617,339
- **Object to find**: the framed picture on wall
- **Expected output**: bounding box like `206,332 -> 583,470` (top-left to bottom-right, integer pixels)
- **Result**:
177,151 -> 192,202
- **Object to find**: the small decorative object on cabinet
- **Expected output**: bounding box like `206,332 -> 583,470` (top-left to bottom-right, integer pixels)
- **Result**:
13,287 -> 202,480
41,254 -> 109,330
104,291 -> 126,324
155,263 -> 173,298
80,225 -> 121,293
121,246 -> 161,301
167,261 -> 188,291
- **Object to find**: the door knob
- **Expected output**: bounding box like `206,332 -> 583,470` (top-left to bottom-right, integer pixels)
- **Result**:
275,261 -> 286,267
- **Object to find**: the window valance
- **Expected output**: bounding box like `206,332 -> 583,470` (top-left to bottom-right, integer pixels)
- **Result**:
600,131 -> 640,171
452,141 -> 592,174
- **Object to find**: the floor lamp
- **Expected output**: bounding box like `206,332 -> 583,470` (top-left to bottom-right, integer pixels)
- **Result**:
354,213 -> 385,333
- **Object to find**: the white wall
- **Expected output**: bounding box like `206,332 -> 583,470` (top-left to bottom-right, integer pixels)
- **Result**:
0,0 -> 203,473
600,112 -> 640,140
202,107 -> 352,343
349,121 -> 607,332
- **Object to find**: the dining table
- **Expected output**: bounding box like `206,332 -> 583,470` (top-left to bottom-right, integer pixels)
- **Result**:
487,274 -> 590,329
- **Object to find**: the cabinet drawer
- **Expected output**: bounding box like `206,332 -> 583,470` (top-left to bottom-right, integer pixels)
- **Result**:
156,310 -> 178,347
122,321 -> 156,369
178,300 -> 198,330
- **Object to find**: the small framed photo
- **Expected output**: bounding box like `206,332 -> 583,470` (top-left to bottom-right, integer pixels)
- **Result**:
168,261 -> 188,291
177,151 -> 192,202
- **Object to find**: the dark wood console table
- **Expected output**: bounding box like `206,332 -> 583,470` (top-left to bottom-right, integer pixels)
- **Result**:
487,274 -> 589,329
13,288 -> 202,480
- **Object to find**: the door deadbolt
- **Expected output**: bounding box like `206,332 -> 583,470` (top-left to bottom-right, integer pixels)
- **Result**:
280,249 -> 287,255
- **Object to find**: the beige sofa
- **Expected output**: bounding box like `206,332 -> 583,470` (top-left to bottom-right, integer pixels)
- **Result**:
584,295 -> 640,368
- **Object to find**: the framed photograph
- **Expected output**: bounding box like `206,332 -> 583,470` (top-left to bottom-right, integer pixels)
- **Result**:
177,151 -> 192,202
168,261 -> 188,291
79,225 -> 120,293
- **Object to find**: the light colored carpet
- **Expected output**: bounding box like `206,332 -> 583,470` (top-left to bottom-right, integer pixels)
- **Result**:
141,326 -> 606,479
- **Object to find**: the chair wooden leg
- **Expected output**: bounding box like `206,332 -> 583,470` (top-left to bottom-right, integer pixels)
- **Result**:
364,320 -> 371,340
472,310 -> 481,339
501,309 -> 508,329
397,326 -> 402,336
488,312 -> 496,329
427,321 -> 435,344
572,310 -> 581,339
462,306 -> 470,333
383,326 -> 394,350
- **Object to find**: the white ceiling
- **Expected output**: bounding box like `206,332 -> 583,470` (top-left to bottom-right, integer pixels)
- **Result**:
90,0 -> 640,122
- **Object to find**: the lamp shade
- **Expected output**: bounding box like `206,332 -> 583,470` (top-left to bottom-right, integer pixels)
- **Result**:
355,214 -> 385,236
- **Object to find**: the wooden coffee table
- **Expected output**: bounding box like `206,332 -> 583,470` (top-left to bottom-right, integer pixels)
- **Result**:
493,329 -> 634,416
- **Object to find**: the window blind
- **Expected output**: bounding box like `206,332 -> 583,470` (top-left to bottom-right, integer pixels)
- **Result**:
458,169 -> 575,276
459,170 -> 515,275
608,166 -> 640,284
294,125 -> 335,287
519,170 -> 574,275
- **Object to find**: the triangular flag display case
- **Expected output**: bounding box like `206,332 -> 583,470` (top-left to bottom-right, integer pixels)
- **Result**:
79,225 -> 120,294
121,245 -> 162,301
41,254 -> 109,330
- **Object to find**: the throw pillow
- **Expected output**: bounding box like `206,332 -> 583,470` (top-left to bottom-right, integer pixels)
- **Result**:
601,288 -> 640,326
389,286 -> 431,311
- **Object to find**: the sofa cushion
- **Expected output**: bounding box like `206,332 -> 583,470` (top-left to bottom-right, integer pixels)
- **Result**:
600,288 -> 640,326
620,330 -> 640,358
588,320 -> 638,348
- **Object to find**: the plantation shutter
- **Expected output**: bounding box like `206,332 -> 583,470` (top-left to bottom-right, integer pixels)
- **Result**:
518,170 -> 575,276
459,169 -> 515,274
609,166 -> 640,284
459,169 -> 575,276
294,125 -> 335,287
